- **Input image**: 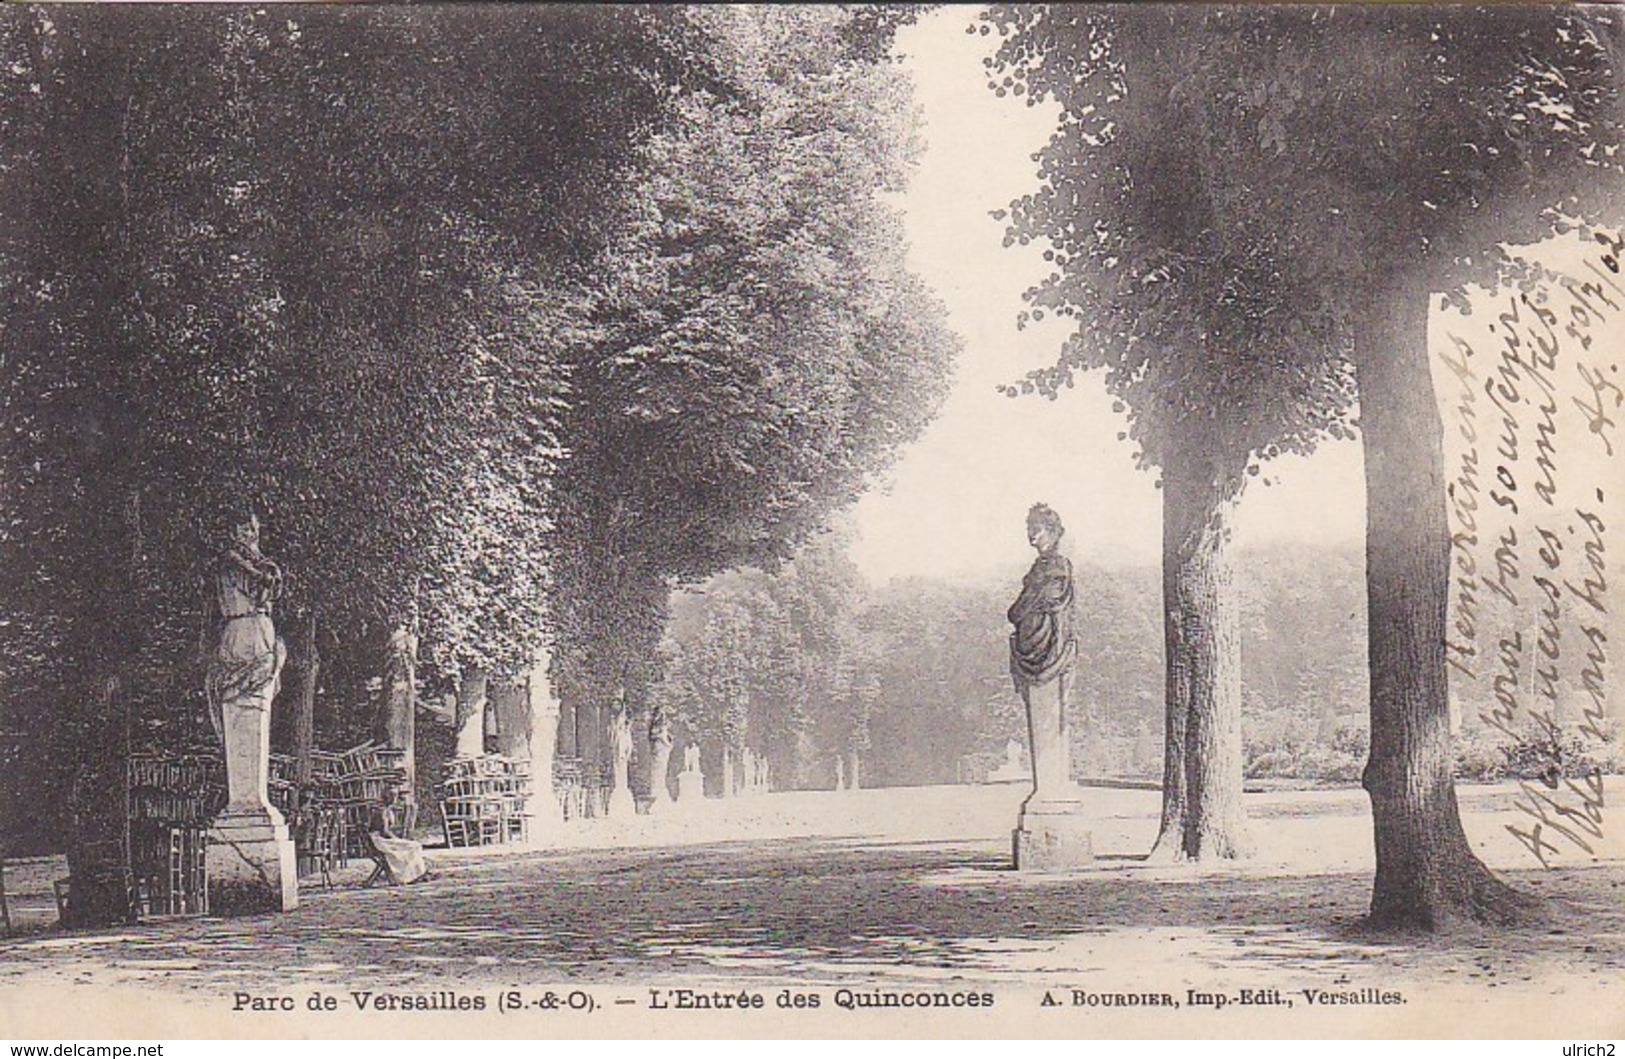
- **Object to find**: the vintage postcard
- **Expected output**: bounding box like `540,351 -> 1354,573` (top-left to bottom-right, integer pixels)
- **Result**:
1,3 -> 1621,1042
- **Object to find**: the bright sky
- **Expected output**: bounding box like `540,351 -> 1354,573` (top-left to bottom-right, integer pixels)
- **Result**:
847,8 -> 1367,585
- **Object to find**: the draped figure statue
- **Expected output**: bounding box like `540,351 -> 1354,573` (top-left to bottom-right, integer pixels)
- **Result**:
205,511 -> 287,758
1007,502 -> 1092,869
203,507 -> 299,913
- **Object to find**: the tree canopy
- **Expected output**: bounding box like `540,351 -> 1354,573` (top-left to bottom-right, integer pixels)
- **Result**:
0,7 -> 957,906
550,6 -> 956,716
980,2 -> 1623,923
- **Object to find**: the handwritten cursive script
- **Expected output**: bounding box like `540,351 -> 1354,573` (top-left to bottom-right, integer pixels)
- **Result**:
1439,231 -> 1618,868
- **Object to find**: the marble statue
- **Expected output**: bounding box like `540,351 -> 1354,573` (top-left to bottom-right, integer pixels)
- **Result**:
608,709 -> 636,817
203,508 -> 298,912
1007,502 -> 1092,870
206,511 -> 286,753
675,741 -> 705,806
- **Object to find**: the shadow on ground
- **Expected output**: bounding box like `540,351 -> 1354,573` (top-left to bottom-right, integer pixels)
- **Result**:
3,834 -> 1622,999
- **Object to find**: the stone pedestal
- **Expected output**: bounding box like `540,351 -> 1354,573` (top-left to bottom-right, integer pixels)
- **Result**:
1013,800 -> 1094,872
647,736 -> 675,809
208,664 -> 298,912
608,783 -> 637,818
607,713 -> 636,818
208,806 -> 298,914
675,769 -> 705,806
526,668 -> 562,840
1012,672 -> 1092,871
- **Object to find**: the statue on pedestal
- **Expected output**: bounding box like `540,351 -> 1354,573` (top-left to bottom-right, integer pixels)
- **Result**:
525,658 -> 563,835
647,707 -> 675,809
675,742 -> 705,807
607,709 -> 636,817
204,508 -> 298,912
1008,503 -> 1092,870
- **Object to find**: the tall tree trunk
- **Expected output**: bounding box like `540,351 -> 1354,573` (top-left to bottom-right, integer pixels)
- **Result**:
292,612 -> 318,788
1149,518 -> 1191,859
1357,294 -> 1528,930
525,654 -> 562,830
1150,450 -> 1251,860
454,667 -> 488,760
629,700 -> 654,809
575,697 -> 602,778
794,729 -> 819,790
65,488 -> 142,926
379,624 -> 417,796
490,677 -> 530,760
65,675 -> 131,927
556,687 -> 578,760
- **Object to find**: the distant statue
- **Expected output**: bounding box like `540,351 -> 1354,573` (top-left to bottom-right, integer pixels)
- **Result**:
1008,503 -> 1078,809
647,708 -> 675,807
612,710 -> 633,763
675,741 -> 705,806
608,710 -> 636,816
834,754 -> 846,791
205,509 -> 286,753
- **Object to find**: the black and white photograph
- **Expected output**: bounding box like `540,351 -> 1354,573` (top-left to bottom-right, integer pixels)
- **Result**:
0,2 -> 1621,1041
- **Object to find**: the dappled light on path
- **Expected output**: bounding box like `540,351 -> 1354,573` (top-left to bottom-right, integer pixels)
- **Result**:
2,783 -> 1621,1007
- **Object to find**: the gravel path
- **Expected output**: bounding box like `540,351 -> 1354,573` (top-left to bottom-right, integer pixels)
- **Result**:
2,782 -> 1621,1037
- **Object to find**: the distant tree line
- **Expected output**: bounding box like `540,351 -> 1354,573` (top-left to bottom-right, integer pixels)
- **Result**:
664,541 -> 1618,792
